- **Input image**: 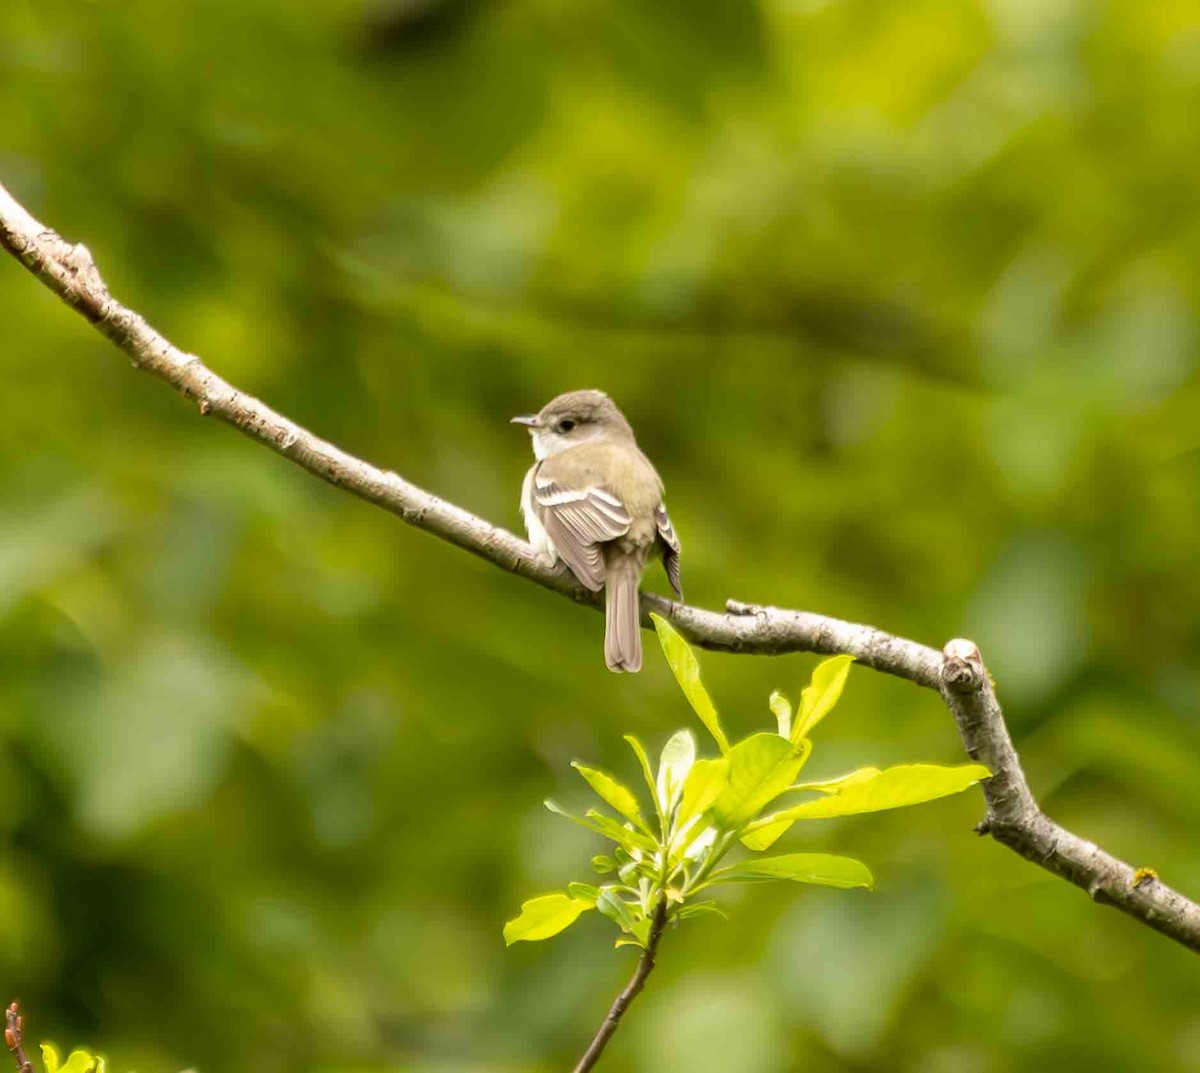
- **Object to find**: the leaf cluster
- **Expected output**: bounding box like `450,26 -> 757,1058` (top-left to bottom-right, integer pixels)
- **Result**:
505,618 -> 989,946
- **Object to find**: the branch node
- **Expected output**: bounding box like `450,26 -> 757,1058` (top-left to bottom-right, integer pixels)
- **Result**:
941,637 -> 985,693
725,598 -> 762,617
1133,867 -> 1159,890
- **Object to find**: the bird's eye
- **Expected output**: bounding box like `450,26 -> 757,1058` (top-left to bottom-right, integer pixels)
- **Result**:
558,419 -> 576,433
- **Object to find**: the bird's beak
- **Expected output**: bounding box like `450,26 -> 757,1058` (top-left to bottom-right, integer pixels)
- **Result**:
510,414 -> 541,428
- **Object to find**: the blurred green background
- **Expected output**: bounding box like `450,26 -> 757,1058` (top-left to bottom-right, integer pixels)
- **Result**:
4,0 -> 1200,1070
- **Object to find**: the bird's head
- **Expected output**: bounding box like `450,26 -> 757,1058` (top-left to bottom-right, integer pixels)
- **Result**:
512,389 -> 635,460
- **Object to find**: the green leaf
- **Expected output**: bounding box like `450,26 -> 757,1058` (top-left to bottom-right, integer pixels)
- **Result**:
585,810 -> 659,853
591,854 -> 616,874
676,758 -> 728,833
567,882 -> 602,903
794,767 -> 882,794
504,893 -> 594,944
711,852 -> 873,890
739,816 -> 793,852
60,1052 -> 100,1073
543,800 -> 658,853
651,613 -> 730,752
618,858 -> 640,884
41,1045 -> 61,1073
595,888 -> 641,934
675,900 -> 730,922
624,734 -> 662,827
631,912 -> 653,947
769,690 -> 792,738
657,729 -> 695,813
742,763 -> 990,850
713,733 -> 811,828
739,767 -> 882,851
572,762 -> 648,832
793,655 -> 855,742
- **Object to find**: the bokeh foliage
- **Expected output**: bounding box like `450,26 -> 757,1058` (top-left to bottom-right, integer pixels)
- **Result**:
3,0 -> 1200,1070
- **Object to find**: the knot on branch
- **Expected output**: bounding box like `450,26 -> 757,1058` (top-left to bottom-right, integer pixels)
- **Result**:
55,238 -> 111,316
724,599 -> 763,617
940,637 -> 986,694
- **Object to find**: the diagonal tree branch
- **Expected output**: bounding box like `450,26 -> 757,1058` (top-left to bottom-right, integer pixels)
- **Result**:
941,639 -> 1200,953
2,180 -> 1198,954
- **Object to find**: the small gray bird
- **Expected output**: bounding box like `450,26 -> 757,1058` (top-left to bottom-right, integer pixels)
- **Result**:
513,390 -> 682,672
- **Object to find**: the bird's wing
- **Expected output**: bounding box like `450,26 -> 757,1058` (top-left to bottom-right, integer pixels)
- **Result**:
532,474 -> 631,591
655,503 -> 683,599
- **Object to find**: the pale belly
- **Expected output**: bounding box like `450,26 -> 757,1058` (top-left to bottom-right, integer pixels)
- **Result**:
520,465 -> 558,564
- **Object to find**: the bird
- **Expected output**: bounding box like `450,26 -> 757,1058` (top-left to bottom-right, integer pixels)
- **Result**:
512,390 -> 682,672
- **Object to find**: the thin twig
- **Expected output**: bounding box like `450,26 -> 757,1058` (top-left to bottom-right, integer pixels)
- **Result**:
573,900 -> 669,1073
5,1002 -> 36,1073
2,180 -> 1199,954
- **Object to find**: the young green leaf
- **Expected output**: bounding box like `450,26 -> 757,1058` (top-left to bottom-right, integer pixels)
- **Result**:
741,762 -> 990,850
504,893 -> 594,945
710,852 -> 873,890
624,734 -> 663,828
40,1047 -> 105,1073
631,912 -> 653,947
713,733 -> 811,828
769,690 -> 792,739
793,654 -> 855,742
657,729 -> 696,813
595,888 -> 640,934
544,800 -> 658,853
793,766 -> 882,795
739,815 -> 793,852
572,762 -> 649,832
618,858 -> 642,884
567,882 -> 602,903
585,810 -> 659,854
591,854 -> 616,874
675,900 -> 730,922
676,758 -> 729,832
650,613 -> 730,753
739,767 -> 883,850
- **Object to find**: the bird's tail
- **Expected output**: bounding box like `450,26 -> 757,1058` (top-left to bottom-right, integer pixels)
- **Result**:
604,555 -> 643,673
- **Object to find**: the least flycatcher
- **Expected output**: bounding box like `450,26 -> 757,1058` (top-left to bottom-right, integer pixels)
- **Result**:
512,390 -> 682,672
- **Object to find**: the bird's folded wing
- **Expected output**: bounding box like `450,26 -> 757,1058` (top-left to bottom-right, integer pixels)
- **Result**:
533,478 -> 631,591
655,504 -> 683,599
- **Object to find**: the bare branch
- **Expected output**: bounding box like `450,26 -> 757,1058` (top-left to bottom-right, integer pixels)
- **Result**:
5,1002 -> 36,1073
2,180 -> 1199,955
573,900 -> 669,1073
941,639 -> 1200,953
